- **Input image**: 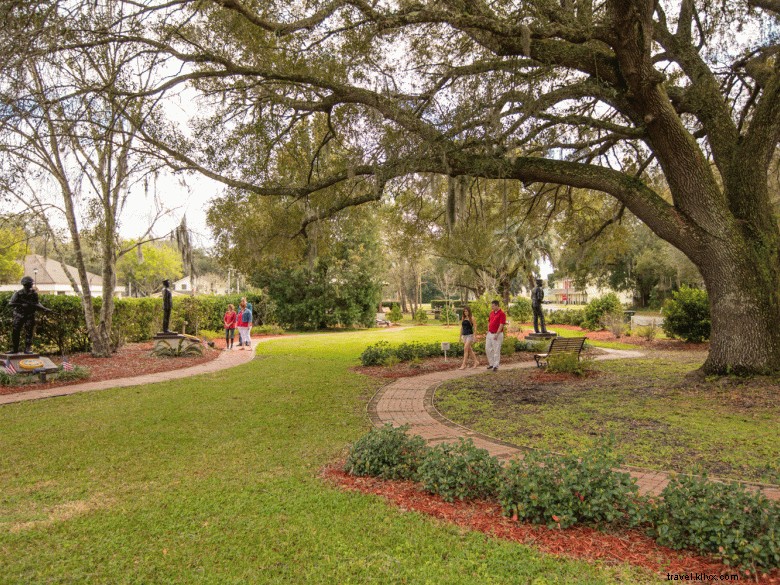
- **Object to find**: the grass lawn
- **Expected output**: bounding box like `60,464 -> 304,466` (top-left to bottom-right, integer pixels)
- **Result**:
436,350 -> 780,484
0,326 -> 647,583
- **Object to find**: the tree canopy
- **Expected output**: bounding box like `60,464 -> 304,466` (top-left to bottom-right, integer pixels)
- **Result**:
4,0 -> 780,372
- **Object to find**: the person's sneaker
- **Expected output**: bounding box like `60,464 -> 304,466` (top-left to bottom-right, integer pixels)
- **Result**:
486,365 -> 493,369
492,366 -> 499,371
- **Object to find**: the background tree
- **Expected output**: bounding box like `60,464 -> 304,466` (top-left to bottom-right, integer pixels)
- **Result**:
0,226 -> 26,283
0,2 -> 168,355
117,242 -> 184,297
47,1 -> 780,372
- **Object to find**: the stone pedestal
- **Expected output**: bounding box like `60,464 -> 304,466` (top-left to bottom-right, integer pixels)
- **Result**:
525,332 -> 558,341
0,352 -> 59,382
152,333 -> 204,357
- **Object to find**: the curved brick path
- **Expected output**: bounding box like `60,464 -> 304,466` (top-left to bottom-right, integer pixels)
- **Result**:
0,341 -> 263,406
368,348 -> 780,500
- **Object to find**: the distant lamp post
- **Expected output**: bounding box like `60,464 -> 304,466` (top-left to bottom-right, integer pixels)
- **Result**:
33,268 -> 38,286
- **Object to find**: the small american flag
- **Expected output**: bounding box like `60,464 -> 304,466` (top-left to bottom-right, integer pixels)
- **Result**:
62,355 -> 74,371
3,357 -> 16,375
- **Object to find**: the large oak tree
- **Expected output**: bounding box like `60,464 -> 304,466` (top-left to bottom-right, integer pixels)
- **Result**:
40,0 -> 780,372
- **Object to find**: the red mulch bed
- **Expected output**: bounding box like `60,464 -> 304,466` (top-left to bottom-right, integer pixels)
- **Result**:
0,335 -> 275,396
546,324 -> 709,351
322,465 -> 779,582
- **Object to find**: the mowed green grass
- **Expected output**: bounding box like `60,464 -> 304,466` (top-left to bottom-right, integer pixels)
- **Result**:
0,326 -> 647,584
437,351 -> 780,484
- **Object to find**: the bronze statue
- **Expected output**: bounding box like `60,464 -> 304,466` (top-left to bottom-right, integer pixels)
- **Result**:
9,276 -> 51,353
162,279 -> 172,333
531,278 -> 547,334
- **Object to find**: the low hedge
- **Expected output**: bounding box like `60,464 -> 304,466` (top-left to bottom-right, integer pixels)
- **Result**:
344,424 -> 428,480
0,291 -> 270,354
647,474 -> 780,573
360,338 -> 531,366
344,429 -> 780,573
418,438 -> 501,502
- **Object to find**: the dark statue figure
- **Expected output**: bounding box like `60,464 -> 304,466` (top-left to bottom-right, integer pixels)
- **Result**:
162,279 -> 172,333
9,276 -> 52,353
531,278 -> 548,334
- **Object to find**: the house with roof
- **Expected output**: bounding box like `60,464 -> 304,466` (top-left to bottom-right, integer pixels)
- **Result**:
0,254 -> 125,297
171,273 -> 231,296
546,276 -> 633,306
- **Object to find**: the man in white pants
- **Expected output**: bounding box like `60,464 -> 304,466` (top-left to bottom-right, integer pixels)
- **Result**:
485,300 -> 507,371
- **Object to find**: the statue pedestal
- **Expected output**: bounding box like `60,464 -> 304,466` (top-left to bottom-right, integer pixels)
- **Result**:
152,333 -> 204,357
525,332 -> 558,341
0,352 -> 59,382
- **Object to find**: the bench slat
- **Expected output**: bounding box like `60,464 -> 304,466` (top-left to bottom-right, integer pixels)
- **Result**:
534,336 -> 586,367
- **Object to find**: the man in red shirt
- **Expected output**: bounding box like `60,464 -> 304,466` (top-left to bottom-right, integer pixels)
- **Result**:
486,300 -> 506,371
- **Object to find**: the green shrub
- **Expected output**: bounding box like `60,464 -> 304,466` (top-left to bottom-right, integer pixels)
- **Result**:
582,294 -> 623,330
500,336 -> 516,356
0,364 -> 90,386
600,312 -> 627,337
54,364 -> 90,382
635,323 -> 659,341
545,308 -> 585,326
508,296 -> 533,323
662,286 -> 710,342
360,341 -> 394,366
360,340 -> 467,365
546,353 -> 593,375
418,438 -> 502,502
439,304 -> 457,324
514,338 -> 532,352
388,304 -> 403,323
344,425 -> 428,481
498,441 -> 642,529
470,293 -> 504,334
413,307 -> 428,324
647,474 -> 780,573
254,324 -> 285,335
199,329 -> 223,341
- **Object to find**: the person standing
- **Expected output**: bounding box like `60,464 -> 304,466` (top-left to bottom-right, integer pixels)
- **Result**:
459,306 -> 480,369
244,299 -> 253,347
485,300 -> 506,371
244,297 -> 254,347
236,298 -> 249,350
223,304 -> 237,350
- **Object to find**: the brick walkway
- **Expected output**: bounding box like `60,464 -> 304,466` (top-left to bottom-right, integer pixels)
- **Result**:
0,343 -> 259,406
368,348 -> 780,500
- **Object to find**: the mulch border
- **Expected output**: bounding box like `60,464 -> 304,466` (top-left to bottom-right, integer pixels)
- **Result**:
322,465 -> 779,583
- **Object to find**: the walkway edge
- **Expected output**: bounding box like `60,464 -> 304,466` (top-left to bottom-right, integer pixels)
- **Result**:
0,342 -> 263,406
367,348 -> 780,499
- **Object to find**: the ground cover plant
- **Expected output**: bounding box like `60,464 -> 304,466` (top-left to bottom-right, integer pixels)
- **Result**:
435,350 -> 780,484
0,325 -> 643,583
343,429 -> 779,575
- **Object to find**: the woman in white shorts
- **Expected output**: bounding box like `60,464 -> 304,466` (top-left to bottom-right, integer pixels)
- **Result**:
459,306 -> 479,369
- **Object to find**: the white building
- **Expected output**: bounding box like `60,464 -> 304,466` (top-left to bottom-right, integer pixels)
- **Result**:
171,273 -> 231,296
0,254 -> 124,297
547,277 -> 633,306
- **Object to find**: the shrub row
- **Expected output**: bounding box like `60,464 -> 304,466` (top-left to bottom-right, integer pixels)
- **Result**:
543,308 -> 585,326
0,292 -> 269,354
344,427 -> 780,573
359,338 -> 531,366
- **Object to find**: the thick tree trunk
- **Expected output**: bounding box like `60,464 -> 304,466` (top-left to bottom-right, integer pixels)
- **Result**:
698,251 -> 780,374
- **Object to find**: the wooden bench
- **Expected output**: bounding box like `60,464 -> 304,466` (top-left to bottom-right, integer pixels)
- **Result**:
534,337 -> 586,368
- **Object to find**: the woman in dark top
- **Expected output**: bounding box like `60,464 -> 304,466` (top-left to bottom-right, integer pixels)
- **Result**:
459,306 -> 480,369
